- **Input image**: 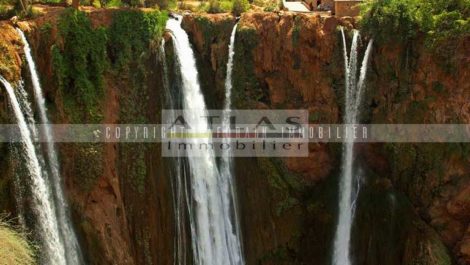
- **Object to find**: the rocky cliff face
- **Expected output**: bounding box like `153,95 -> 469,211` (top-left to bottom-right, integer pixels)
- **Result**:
0,22 -> 23,221
0,8 -> 469,265
183,11 -> 470,264
369,36 -> 470,265
0,8 -> 173,265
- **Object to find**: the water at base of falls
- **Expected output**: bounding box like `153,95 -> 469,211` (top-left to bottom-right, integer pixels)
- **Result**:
332,28 -> 373,265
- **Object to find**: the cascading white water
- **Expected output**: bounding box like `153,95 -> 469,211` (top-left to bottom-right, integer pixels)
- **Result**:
332,28 -> 373,265
12,81 -> 33,228
222,23 -> 237,116
17,28 -> 84,265
165,16 -> 244,265
0,75 -> 66,265
219,22 -> 244,264
160,39 -> 189,265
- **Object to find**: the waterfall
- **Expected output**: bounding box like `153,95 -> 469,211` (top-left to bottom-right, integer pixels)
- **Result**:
332,28 -> 373,265
219,22 -> 244,264
165,16 -> 244,265
222,23 -> 237,113
12,81 -> 33,228
17,28 -> 84,265
0,75 -> 66,265
160,39 -> 189,265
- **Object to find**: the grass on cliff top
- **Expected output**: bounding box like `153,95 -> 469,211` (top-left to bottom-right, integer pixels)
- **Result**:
0,220 -> 36,265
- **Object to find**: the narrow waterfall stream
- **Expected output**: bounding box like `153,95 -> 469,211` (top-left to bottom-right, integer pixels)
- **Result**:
14,80 -> 39,227
219,22 -> 244,264
17,28 -> 84,265
15,79 -> 54,222
165,16 -> 244,265
333,29 -> 373,265
0,76 -> 67,265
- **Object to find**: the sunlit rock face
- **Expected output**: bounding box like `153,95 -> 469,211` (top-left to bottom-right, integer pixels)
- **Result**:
183,11 -> 470,265
0,7 -> 469,265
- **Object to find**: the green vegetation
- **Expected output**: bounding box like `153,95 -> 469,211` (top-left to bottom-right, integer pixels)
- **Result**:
258,157 -> 304,216
50,9 -> 168,123
0,0 -> 21,18
200,0 -> 231,13
108,10 -> 167,195
52,8 -> 107,122
119,144 -> 148,194
107,11 -> 168,195
172,0 -> 252,14
193,15 -> 234,55
384,143 -> 470,204
207,0 -> 223,13
108,10 -> 168,70
191,0 -> 276,14
360,0 -> 470,43
0,220 -> 36,265
0,1 -> 14,20
0,0 -> 44,19
47,9 -> 167,192
231,0 -> 249,16
292,16 -> 301,47
232,26 -> 265,108
74,144 -> 103,192
253,0 -> 280,12
0,43 -> 16,80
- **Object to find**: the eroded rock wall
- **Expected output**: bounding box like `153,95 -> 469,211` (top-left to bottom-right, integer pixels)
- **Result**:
182,11 -> 470,264
0,8 -> 469,265
0,8 -> 173,265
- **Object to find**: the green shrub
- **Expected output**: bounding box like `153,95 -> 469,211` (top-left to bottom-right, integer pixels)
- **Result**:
51,9 -> 167,123
360,0 -> 470,70
252,0 -> 279,11
360,0 -> 470,45
208,0 -> 220,13
0,0 -> 16,4
53,8 -> 107,122
0,43 -> 16,79
0,4 -> 14,19
196,0 -> 232,13
74,144 -> 103,192
107,10 -> 168,70
232,0 -> 249,16
232,26 -> 264,107
360,0 -> 422,44
220,0 -> 233,12
105,0 -> 123,7
263,4 -> 278,12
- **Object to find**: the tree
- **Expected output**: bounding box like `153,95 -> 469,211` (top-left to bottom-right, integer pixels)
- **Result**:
232,0 -> 249,16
